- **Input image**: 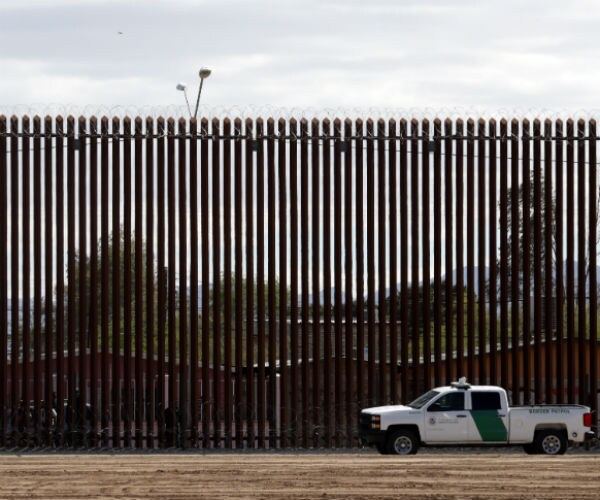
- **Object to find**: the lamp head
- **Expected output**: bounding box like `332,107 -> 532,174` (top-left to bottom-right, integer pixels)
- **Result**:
198,67 -> 212,79
176,82 -> 187,91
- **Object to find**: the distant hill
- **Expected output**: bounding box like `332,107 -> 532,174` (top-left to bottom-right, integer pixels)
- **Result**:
308,261 -> 600,304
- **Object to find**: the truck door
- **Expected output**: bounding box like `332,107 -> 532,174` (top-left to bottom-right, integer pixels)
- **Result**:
424,392 -> 469,443
467,391 -> 509,443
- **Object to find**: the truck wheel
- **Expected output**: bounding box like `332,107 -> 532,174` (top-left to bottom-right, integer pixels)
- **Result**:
535,430 -> 567,455
386,429 -> 418,455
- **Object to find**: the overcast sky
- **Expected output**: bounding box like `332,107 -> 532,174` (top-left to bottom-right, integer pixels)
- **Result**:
1,0 -> 600,114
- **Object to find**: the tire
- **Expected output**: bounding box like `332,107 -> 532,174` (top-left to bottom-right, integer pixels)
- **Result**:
535,430 -> 567,455
375,442 -> 388,455
386,429 -> 419,455
523,443 -> 537,455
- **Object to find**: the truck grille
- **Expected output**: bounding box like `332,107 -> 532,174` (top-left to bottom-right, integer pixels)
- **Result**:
359,412 -> 372,433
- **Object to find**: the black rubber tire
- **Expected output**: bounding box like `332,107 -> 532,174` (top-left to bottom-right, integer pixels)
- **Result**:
523,443 -> 537,454
375,442 -> 388,455
386,429 -> 419,455
534,430 -> 568,455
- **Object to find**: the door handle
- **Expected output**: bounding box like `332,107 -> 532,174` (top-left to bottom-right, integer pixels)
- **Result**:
457,415 -> 467,418
498,414 -> 506,418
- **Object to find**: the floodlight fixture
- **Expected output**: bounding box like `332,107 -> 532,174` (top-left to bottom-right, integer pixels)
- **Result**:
176,68 -> 212,120
176,82 -> 192,118
193,67 -> 212,120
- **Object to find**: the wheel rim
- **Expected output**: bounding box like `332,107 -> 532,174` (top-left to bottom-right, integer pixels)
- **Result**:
541,435 -> 561,454
393,435 -> 413,454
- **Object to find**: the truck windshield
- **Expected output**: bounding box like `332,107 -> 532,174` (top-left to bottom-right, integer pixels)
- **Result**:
408,390 -> 439,409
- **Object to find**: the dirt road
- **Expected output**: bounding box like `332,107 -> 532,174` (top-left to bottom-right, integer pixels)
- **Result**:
0,453 -> 598,499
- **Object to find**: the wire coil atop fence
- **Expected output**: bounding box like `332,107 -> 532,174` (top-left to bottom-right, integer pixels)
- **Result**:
4,104 -> 600,121
1,119 -> 600,143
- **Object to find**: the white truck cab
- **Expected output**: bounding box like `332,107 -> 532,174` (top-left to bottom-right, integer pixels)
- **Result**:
359,378 -> 595,455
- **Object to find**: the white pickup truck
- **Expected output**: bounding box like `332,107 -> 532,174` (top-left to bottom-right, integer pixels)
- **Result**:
359,378 -> 595,455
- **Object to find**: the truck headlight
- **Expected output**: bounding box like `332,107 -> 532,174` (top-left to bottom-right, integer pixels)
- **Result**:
371,415 -> 381,429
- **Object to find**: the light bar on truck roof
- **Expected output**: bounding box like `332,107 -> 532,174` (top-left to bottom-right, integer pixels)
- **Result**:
450,377 -> 471,389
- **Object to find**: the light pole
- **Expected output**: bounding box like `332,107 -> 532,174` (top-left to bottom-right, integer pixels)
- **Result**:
176,67 -> 212,120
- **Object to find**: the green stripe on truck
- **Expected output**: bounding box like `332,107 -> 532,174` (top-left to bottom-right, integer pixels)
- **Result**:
470,410 -> 508,441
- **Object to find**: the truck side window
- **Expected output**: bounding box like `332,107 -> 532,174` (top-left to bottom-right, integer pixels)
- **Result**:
428,392 -> 464,412
471,392 -> 501,410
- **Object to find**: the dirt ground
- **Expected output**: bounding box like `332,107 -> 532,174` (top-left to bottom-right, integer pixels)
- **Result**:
0,452 -> 598,499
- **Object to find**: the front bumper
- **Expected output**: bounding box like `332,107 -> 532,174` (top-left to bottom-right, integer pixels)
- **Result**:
359,412 -> 386,446
358,427 -> 386,446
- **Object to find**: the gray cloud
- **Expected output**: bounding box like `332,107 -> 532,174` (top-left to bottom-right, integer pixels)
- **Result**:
1,0 -> 600,111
